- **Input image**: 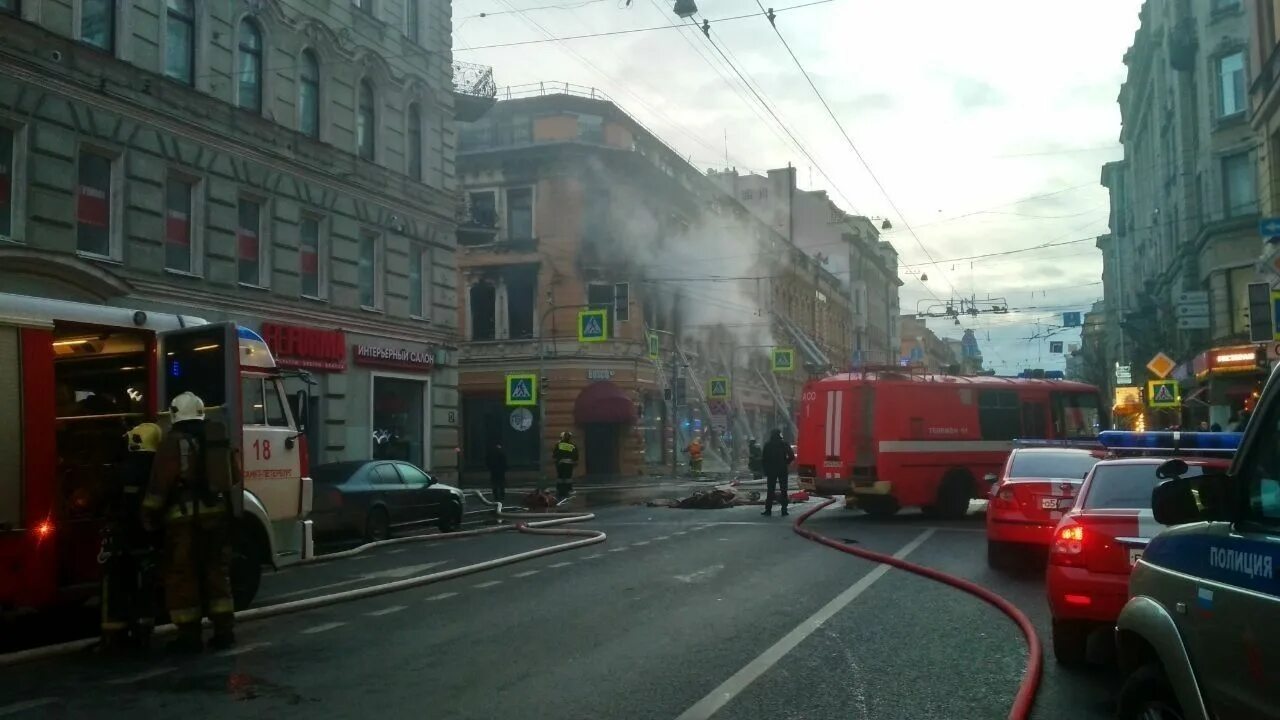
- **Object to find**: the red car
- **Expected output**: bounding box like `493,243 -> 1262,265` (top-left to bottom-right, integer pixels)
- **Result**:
986,447 -> 1103,569
1045,456 -> 1232,665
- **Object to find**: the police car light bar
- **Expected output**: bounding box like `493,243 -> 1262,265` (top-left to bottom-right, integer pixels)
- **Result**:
1095,431 -> 1243,454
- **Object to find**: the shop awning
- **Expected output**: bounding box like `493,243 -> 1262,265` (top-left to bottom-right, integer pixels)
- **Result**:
574,381 -> 637,424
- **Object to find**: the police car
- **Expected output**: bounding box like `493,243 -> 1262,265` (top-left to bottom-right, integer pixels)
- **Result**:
1115,382 -> 1280,719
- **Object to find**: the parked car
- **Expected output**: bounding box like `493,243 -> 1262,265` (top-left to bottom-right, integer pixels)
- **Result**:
985,446 -> 1104,570
310,460 -> 465,541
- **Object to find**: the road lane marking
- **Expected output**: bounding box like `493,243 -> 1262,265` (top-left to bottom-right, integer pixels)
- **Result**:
386,548 -> 407,555
0,698 -> 59,716
473,580 -> 502,589
583,554 -> 604,560
513,570 -> 540,578
654,536 -> 670,541
366,605 -> 407,617
674,529 -> 936,720
675,564 -> 725,584
426,592 -> 459,601
673,531 -> 688,535
218,642 -> 272,657
301,622 -> 346,635
548,561 -> 573,568
108,667 -> 176,684
608,547 -> 628,553
632,541 -> 649,546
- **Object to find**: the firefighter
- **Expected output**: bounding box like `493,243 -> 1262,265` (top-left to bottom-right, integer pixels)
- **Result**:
747,438 -> 763,481
100,422 -> 162,652
553,431 -> 579,499
686,435 -> 706,474
486,440 -> 508,504
760,429 -> 795,516
142,392 -> 239,652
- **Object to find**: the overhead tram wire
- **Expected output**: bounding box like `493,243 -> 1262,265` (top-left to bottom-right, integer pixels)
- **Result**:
753,0 -> 957,299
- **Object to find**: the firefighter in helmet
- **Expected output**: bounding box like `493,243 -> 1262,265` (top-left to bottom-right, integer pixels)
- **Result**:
685,436 -> 704,477
553,431 -> 579,499
142,391 -> 240,652
100,422 -> 162,651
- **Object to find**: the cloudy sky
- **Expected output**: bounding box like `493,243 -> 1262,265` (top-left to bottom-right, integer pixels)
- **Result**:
453,0 -> 1143,373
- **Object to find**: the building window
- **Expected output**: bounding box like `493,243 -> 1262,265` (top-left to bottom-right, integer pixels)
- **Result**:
505,187 -> 532,240
357,80 -> 376,161
164,176 -> 197,273
467,191 -> 497,227
587,283 -> 619,338
237,19 -> 263,114
578,114 -> 603,142
237,198 -> 264,286
299,215 -> 324,299
0,126 -> 15,241
1222,152 -> 1257,217
81,0 -> 115,52
742,189 -> 753,201
407,103 -> 422,181
1218,51 -> 1246,118
359,232 -> 382,309
409,244 -> 430,319
76,150 -> 117,258
469,282 -> 495,340
298,50 -> 320,138
406,0 -> 419,43
164,0 -> 195,85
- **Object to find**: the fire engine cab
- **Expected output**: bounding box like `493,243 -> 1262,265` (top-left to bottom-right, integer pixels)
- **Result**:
0,292 -> 314,614
797,368 -> 1104,519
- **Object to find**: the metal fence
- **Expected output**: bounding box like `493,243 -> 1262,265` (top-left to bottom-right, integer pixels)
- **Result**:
452,60 -> 497,99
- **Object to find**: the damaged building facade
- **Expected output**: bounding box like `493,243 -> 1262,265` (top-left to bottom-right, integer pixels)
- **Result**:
455,84 -> 850,481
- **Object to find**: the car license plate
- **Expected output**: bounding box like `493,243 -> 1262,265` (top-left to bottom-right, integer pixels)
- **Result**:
1129,548 -> 1143,567
1040,497 -> 1069,510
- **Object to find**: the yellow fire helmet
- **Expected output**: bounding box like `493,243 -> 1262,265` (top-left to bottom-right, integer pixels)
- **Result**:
125,422 -> 163,453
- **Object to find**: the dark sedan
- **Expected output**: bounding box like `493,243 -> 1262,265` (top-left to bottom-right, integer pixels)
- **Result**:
310,460 -> 465,541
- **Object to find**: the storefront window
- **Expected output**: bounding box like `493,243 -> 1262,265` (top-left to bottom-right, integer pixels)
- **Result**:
372,376 -> 425,467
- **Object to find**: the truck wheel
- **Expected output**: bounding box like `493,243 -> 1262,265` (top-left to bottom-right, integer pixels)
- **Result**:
932,472 -> 973,520
858,496 -> 900,518
1116,664 -> 1184,720
230,521 -> 265,611
1051,619 -> 1089,666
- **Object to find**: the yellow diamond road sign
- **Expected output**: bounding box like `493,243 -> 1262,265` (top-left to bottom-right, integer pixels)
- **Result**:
1147,379 -> 1180,408
1146,352 -> 1176,379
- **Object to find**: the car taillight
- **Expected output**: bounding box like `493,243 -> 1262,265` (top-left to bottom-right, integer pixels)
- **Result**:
1050,521 -> 1085,566
989,484 -> 1015,504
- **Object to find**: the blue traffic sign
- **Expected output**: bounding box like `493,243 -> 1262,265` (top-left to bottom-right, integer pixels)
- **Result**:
1260,217 -> 1280,238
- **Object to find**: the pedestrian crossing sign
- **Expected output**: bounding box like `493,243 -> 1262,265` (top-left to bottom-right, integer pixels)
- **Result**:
506,373 -> 538,407
771,348 -> 795,372
647,331 -> 660,361
1147,379 -> 1180,408
578,309 -> 609,343
708,377 -> 730,399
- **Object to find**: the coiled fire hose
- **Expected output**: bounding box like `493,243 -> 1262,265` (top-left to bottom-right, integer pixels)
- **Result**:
792,498 -> 1043,720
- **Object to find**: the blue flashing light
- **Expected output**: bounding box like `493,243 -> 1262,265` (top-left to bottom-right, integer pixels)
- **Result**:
169,360 -> 182,377
1096,431 -> 1243,453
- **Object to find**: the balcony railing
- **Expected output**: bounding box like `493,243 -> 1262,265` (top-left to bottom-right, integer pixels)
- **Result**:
452,61 -> 497,122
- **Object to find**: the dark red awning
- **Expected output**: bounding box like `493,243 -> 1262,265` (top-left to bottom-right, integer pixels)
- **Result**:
574,381 -> 637,424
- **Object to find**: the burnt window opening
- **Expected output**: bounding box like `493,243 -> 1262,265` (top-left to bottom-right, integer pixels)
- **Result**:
506,187 -> 533,240
506,266 -> 537,340
468,191 -> 497,227
470,283 -> 496,341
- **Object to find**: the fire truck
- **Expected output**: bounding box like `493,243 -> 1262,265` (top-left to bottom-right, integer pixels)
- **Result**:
796,369 -> 1104,519
0,292 -> 314,614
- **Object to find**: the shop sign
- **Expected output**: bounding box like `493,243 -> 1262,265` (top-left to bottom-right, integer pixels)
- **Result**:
587,369 -> 615,381
1147,380 -> 1181,408
260,323 -> 347,372
1204,345 -> 1263,375
1113,386 -> 1142,409
353,343 -> 435,372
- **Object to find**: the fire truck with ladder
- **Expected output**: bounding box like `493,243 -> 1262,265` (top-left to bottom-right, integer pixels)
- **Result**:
796,366 -> 1105,518
0,292 -> 314,614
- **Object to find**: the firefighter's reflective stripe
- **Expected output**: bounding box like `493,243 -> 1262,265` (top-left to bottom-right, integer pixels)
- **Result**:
170,606 -> 202,624
209,597 -> 234,615
556,442 -> 577,463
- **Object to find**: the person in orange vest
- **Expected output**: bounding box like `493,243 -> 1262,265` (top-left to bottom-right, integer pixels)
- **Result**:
685,436 -> 704,477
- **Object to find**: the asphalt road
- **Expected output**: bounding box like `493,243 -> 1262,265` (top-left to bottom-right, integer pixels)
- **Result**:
0,499 -> 1118,720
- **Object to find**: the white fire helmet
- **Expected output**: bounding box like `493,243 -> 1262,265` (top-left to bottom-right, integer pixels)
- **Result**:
170,391 -> 206,423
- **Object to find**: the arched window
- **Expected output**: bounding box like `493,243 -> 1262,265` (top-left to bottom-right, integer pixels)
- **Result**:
237,18 -> 263,113
407,102 -> 422,180
299,50 -> 320,138
356,79 -> 375,161
165,0 -> 195,84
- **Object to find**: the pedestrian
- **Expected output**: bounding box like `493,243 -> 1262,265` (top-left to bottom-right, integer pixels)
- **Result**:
486,440 -> 507,504
143,392 -> 240,652
1210,422 -> 1223,432
685,437 -> 704,477
760,429 -> 795,517
1234,410 -> 1252,432
553,431 -> 579,499
1197,421 -> 1209,432
747,438 -> 763,480
100,422 -> 163,652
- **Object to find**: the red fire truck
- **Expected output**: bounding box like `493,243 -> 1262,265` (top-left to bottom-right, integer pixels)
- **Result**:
796,369 -> 1104,518
0,293 -> 314,614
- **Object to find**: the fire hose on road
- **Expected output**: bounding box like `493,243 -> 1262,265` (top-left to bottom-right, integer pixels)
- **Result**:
0,494 -> 602,668
793,498 -> 1043,720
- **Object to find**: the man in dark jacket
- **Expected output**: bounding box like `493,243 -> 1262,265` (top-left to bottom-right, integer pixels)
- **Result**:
760,430 -> 795,516
486,441 -> 508,503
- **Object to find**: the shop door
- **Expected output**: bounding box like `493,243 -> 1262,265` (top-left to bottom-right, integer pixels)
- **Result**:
584,423 -> 620,476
